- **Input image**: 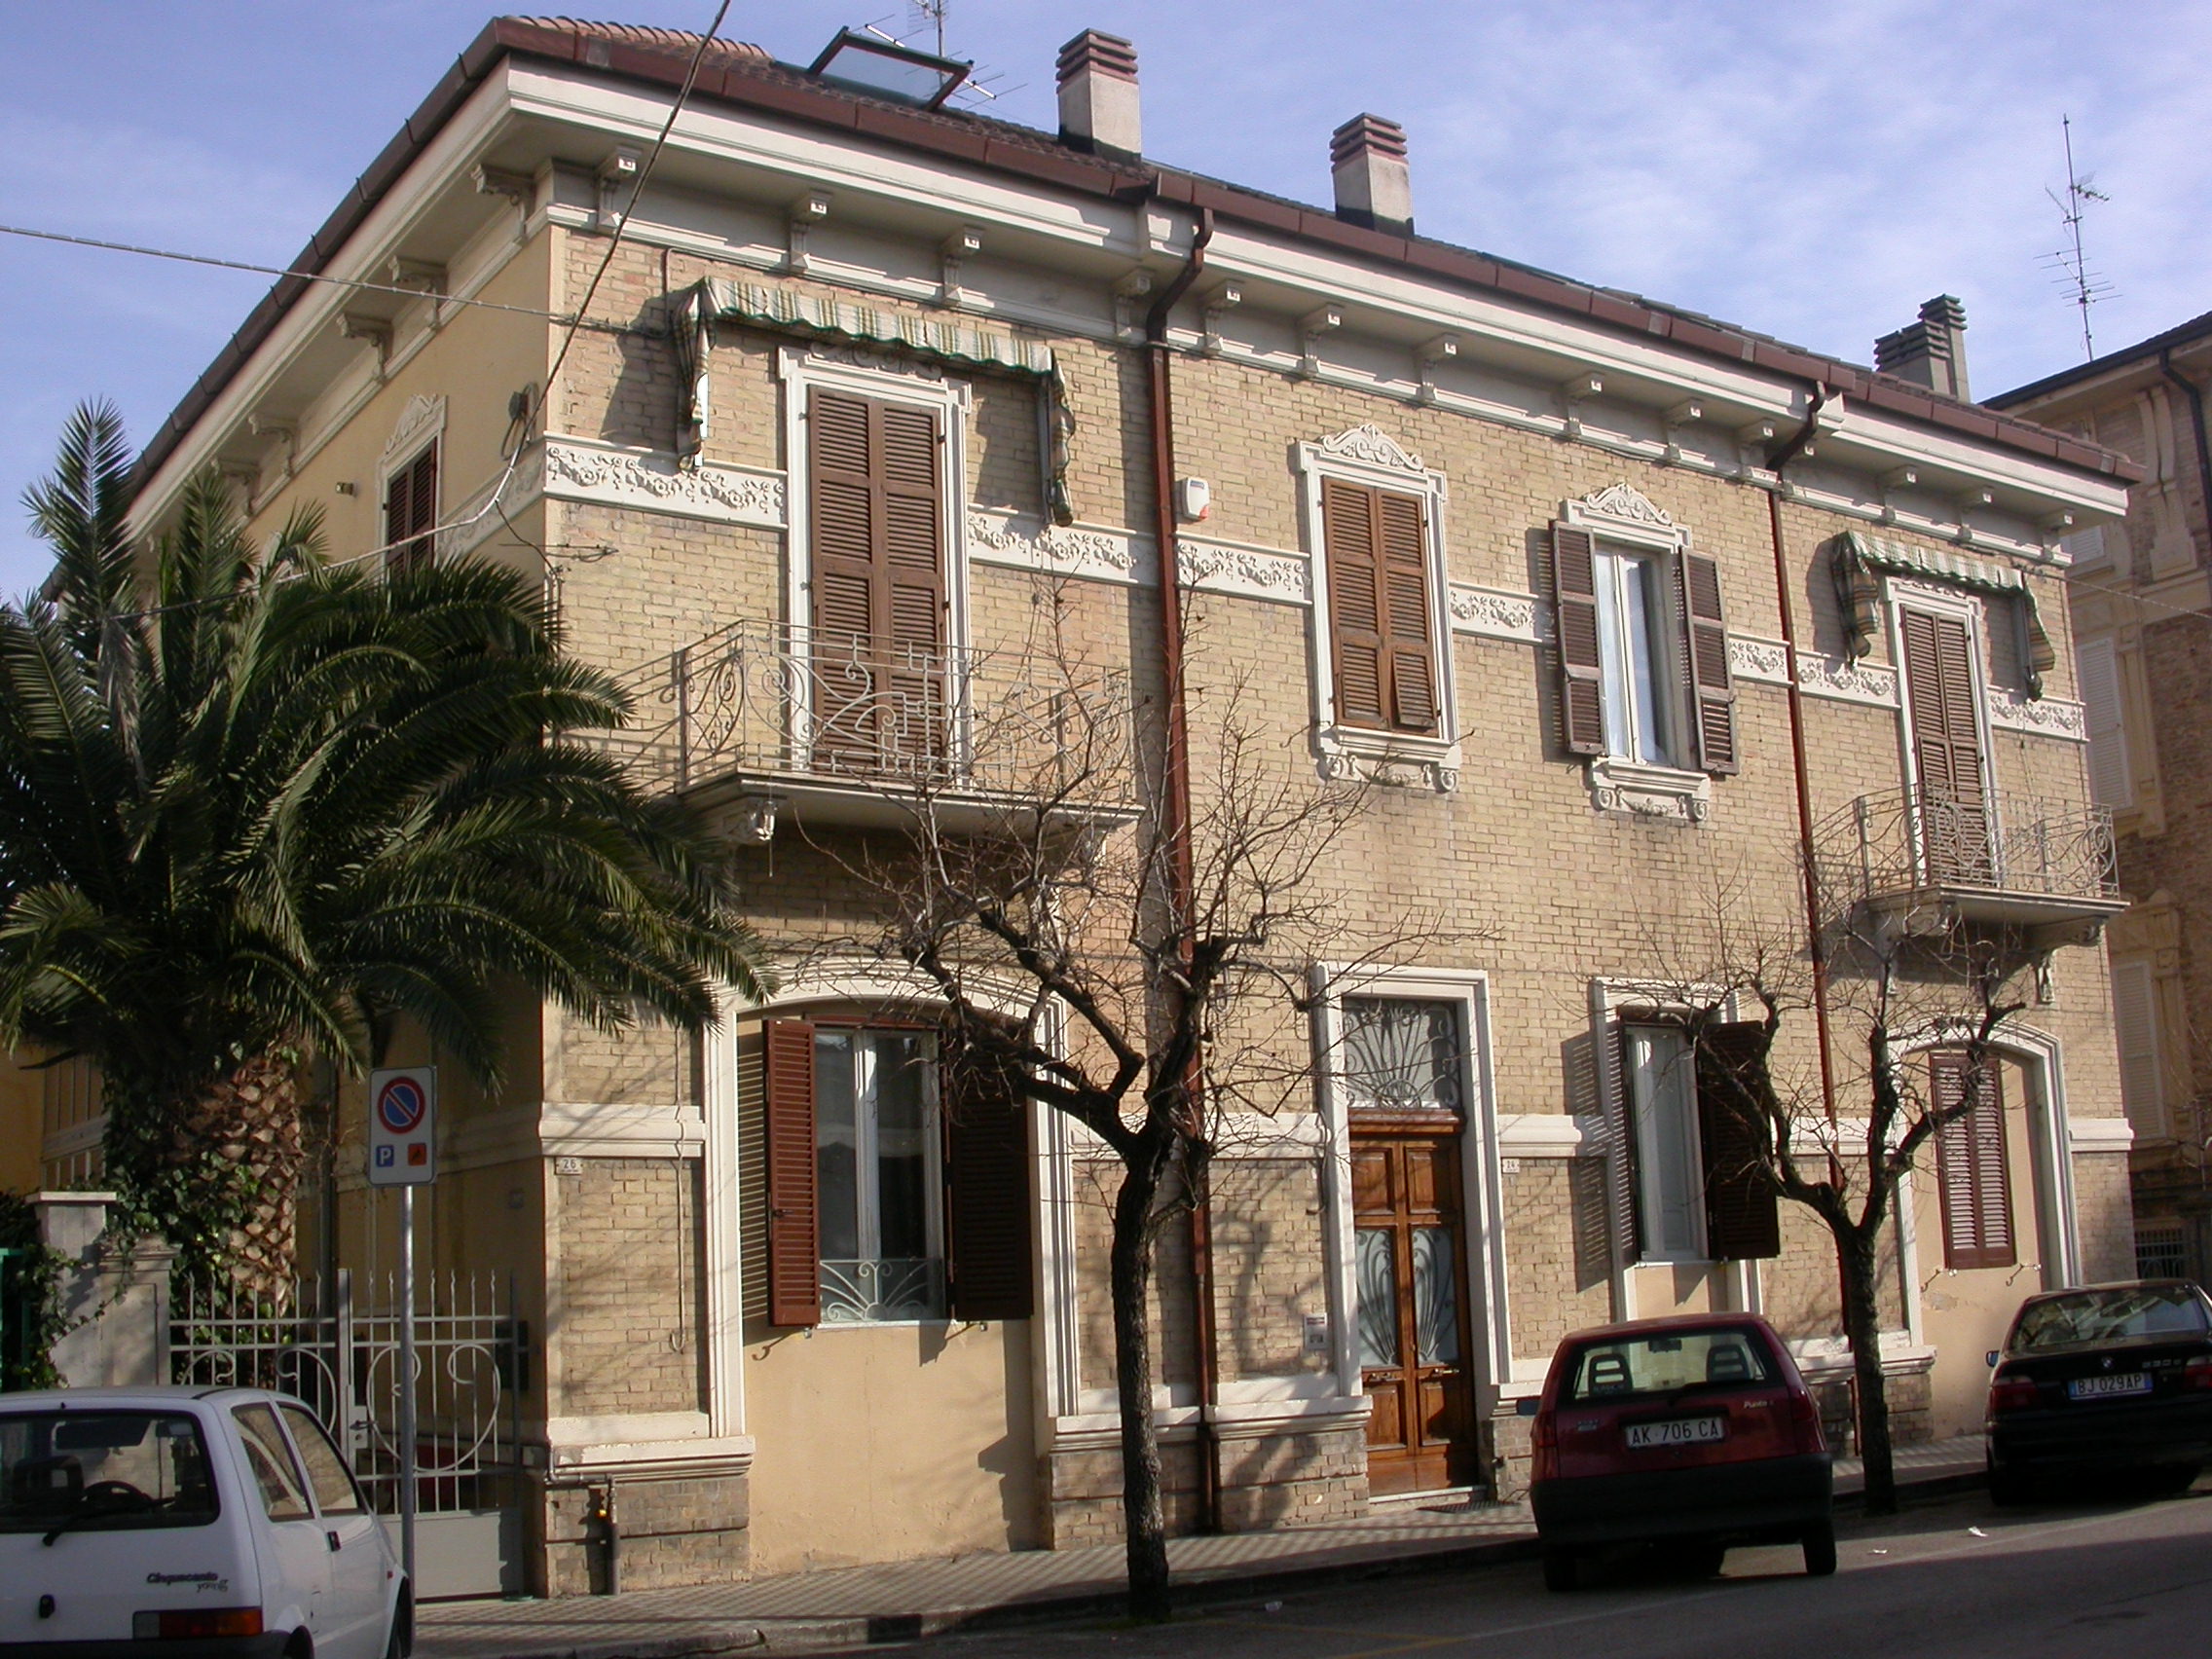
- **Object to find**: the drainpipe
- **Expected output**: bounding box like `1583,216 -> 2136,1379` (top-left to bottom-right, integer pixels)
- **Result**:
587,1481 -> 620,1595
1144,203 -> 1222,1533
2157,350 -> 2212,558
1763,389 -> 1843,1166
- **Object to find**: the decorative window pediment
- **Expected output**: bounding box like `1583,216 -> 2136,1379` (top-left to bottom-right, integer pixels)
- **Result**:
1314,423 -> 1428,476
380,394 -> 446,472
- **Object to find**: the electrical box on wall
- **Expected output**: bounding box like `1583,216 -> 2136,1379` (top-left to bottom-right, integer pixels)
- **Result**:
1175,476 -> 1211,522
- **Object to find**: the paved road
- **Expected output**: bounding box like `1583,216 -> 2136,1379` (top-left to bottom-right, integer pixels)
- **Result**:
905,1486 -> 2212,1659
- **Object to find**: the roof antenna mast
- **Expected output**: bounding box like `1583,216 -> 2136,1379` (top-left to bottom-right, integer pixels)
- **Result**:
2042,114 -> 2115,361
909,0 -> 948,56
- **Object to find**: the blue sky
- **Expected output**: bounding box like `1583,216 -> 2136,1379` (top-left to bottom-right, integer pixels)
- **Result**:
5,1 -> 2208,595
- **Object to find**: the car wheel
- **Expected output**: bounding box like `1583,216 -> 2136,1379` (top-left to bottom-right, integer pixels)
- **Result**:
1987,1459 -> 2033,1506
1801,1520 -> 1837,1577
2153,1462 -> 2200,1498
1669,1541 -> 1727,1579
385,1585 -> 413,1659
1541,1545 -> 1578,1593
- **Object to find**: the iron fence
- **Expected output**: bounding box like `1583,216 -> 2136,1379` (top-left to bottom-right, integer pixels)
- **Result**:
169,1269 -> 523,1516
1813,786 -> 2120,909
580,619 -> 1134,804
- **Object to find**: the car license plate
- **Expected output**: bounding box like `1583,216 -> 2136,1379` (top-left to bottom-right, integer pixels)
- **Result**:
1626,1417 -> 1726,1449
2067,1373 -> 2152,1401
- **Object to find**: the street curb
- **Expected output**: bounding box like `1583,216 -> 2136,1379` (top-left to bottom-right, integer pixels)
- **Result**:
431,1466 -> 1989,1658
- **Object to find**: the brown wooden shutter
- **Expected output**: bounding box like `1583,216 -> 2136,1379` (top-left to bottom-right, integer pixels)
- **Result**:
1932,1050 -> 2014,1271
1608,1025 -> 1645,1262
807,390 -> 946,766
763,1018 -> 822,1327
942,1042 -> 1034,1321
1324,480 -> 1388,727
1550,524 -> 1605,755
1378,491 -> 1437,732
1322,481 -> 1438,736
1695,1022 -> 1780,1260
1900,608 -> 1992,881
1677,552 -> 1739,775
385,448 -> 437,571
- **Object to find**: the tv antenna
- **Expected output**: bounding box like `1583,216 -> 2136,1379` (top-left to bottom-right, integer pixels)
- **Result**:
859,6 -> 1022,105
2040,114 -> 2115,361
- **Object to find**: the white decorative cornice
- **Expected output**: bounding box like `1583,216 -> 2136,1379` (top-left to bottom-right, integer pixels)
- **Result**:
1577,481 -> 1676,531
541,437 -> 785,528
381,392 -> 446,471
966,508 -> 1145,585
1988,690 -> 2087,742
1315,422 -> 1426,474
1177,535 -> 1310,604
1448,583 -> 1544,644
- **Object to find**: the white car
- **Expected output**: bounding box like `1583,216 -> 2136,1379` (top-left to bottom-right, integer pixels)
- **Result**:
1,1386 -> 407,1659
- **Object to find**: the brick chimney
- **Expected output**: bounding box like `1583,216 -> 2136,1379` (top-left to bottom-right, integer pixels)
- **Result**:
1331,115 -> 1413,237
1056,30 -> 1141,162
1875,295 -> 1971,402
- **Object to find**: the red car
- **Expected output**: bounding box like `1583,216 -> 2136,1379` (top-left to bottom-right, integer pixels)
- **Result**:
1525,1312 -> 1834,1591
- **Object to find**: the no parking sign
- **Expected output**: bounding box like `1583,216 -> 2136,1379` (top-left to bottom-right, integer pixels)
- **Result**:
367,1066 -> 437,1186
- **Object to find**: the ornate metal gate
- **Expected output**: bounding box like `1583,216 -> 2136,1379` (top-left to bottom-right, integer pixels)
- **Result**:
170,1270 -> 527,1598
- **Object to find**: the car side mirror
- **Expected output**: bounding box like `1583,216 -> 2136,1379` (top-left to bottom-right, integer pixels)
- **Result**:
1516,1396 -> 1540,1418
1986,1350 -> 2000,1368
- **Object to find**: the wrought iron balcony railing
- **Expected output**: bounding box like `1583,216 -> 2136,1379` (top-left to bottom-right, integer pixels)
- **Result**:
583,619 -> 1135,815
1813,786 -> 2124,938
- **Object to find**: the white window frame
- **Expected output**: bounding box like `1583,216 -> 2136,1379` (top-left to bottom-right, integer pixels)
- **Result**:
1310,965 -> 1507,1403
1561,488 -> 1711,823
1295,425 -> 1461,793
812,1022 -> 946,1325
778,346 -> 975,763
2110,956 -> 2167,1141
2076,633 -> 2132,810
1593,541 -> 1688,769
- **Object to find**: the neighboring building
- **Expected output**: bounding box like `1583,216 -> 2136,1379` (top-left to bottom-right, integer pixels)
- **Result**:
11,17 -> 2142,1596
1989,313 -> 2212,1281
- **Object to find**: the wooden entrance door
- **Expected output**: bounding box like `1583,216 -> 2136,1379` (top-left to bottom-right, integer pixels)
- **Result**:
1352,1130 -> 1477,1495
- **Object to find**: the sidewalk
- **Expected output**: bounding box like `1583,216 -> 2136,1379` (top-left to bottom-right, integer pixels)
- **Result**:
416,1434 -> 1987,1659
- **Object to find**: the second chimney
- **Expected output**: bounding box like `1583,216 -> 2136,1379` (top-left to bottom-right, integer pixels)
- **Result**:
1874,295 -> 1971,401
1056,30 -> 1141,162
1331,114 -> 1413,237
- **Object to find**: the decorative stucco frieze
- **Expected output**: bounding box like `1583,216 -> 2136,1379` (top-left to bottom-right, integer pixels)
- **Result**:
1726,637 -> 1793,685
1448,584 -> 1545,644
966,509 -> 1145,584
1988,691 -> 2088,741
1575,481 -> 1677,531
1794,653 -> 1899,708
1176,536 -> 1310,604
542,438 -> 785,528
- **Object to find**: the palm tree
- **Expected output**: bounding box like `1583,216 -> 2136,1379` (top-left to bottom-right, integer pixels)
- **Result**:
0,402 -> 771,1290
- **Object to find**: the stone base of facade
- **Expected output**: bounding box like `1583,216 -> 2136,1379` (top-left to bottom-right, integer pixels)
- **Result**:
1041,1423 -> 1369,1548
533,1468 -> 751,1597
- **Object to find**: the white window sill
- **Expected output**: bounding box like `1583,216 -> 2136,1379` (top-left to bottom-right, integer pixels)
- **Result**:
1317,723 -> 1462,793
1587,756 -> 1711,823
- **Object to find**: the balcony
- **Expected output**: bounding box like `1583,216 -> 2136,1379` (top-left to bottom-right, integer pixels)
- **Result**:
583,620 -> 1136,835
1814,787 -> 2126,948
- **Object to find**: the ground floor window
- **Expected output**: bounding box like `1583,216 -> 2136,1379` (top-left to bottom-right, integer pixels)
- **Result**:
815,1027 -> 942,1322
1625,1023 -> 1705,1261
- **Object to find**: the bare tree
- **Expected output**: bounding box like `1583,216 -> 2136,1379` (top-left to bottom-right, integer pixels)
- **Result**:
1642,869 -> 2032,1514
799,610 -> 1449,1619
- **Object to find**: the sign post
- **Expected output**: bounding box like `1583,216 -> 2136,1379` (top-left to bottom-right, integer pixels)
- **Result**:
367,1066 -> 436,1591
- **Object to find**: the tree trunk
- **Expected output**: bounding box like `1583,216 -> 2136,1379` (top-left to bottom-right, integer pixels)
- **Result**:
1837,1225 -> 1896,1515
1110,1157 -> 1171,1622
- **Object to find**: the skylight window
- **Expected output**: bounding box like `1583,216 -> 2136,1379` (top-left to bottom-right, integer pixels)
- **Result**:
808,29 -> 971,110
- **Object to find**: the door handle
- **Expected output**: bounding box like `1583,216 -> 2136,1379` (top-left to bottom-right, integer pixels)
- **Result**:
326,1530 -> 342,1552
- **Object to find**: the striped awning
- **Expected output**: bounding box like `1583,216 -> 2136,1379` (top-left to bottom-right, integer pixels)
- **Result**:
1833,530 -> 2053,698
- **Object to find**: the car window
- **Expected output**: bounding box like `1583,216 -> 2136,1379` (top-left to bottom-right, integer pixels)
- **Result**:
0,1411 -> 218,1533
2010,1286 -> 2212,1351
232,1405 -> 313,1522
1562,1329 -> 1777,1402
277,1404 -> 362,1517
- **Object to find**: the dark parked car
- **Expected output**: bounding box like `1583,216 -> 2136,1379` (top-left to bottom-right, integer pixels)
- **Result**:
1985,1279 -> 2212,1501
1526,1312 -> 1833,1591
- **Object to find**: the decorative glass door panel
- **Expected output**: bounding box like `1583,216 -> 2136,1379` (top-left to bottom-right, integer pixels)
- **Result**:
1351,1132 -> 1476,1495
